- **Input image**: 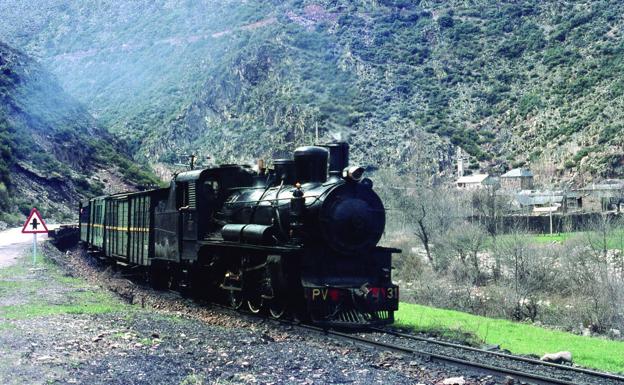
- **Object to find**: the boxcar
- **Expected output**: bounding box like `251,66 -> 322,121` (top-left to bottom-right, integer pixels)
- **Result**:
81,189 -> 165,267
102,190 -> 155,266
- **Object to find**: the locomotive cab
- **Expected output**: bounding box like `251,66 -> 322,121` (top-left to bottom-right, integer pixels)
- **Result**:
154,166 -> 256,262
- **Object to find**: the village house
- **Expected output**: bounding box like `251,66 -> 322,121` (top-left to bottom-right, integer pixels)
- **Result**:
513,190 -> 583,214
577,179 -> 624,212
500,168 -> 534,191
456,174 -> 491,190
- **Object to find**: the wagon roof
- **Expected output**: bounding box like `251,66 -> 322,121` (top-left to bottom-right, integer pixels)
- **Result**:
175,165 -> 253,182
175,169 -> 206,182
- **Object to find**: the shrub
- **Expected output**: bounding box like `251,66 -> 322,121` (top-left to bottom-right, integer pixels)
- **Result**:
518,94 -> 543,116
573,146 -> 595,163
438,14 -> 454,29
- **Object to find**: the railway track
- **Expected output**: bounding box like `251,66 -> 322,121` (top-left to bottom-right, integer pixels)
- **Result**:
371,327 -> 624,384
156,288 -> 624,384
67,250 -> 624,385
295,324 -> 624,385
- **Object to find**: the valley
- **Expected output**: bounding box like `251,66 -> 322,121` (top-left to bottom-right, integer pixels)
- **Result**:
0,0 -> 621,183
0,41 -> 159,224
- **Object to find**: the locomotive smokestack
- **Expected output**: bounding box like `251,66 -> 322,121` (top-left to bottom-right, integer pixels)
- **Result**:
326,142 -> 349,179
293,146 -> 328,184
273,158 -> 296,185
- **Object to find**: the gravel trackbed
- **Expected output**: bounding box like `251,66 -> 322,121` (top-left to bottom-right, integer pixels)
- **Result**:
0,242 -> 498,385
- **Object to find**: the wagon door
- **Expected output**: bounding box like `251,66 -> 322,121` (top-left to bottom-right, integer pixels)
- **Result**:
154,183 -> 179,262
178,180 -> 198,260
79,202 -> 90,243
129,193 -> 151,266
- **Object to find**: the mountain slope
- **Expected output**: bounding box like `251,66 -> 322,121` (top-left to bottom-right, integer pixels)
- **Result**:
0,1 -> 623,182
0,41 -> 158,224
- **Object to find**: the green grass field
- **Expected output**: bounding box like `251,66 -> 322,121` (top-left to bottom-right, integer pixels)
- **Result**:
529,233 -> 572,243
396,303 -> 624,373
0,252 -> 128,321
496,229 -> 624,250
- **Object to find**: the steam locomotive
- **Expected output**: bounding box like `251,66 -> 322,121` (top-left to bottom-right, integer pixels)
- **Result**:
79,142 -> 399,326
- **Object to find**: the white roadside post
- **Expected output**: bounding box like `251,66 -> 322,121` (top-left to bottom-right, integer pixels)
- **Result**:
21,208 -> 48,265
33,233 -> 37,264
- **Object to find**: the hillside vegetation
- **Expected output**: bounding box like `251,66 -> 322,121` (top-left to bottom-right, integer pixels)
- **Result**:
0,41 -> 159,224
0,0 -> 622,180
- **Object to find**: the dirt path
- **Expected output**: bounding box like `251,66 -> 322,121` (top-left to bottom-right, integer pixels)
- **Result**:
0,226 -> 58,268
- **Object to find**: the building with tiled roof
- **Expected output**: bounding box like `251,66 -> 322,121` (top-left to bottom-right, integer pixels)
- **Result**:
500,168 -> 534,191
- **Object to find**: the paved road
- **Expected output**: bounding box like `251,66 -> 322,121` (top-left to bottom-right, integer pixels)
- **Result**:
0,226 -> 59,268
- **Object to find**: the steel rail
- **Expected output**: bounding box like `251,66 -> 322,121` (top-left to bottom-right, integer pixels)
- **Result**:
370,326 -> 624,383
291,324 -> 599,385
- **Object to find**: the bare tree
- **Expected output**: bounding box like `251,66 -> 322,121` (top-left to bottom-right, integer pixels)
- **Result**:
375,169 -> 463,267
560,235 -> 623,333
413,194 -> 434,264
584,213 -> 617,259
406,186 -> 467,267
495,231 -> 558,321
470,183 -> 512,238
444,221 -> 488,285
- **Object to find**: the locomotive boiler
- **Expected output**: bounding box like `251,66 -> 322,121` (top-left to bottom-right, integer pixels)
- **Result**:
79,142 -> 399,326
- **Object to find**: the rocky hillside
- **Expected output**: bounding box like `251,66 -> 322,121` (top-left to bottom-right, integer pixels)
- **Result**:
0,1 -> 623,183
0,41 -> 158,225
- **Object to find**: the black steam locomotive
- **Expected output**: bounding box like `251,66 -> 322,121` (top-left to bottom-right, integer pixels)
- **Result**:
79,143 -> 399,326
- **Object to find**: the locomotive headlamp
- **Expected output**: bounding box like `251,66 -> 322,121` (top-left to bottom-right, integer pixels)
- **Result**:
342,166 -> 364,182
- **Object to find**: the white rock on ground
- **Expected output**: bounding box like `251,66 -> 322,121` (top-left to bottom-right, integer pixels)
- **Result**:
442,376 -> 466,385
540,351 -> 573,364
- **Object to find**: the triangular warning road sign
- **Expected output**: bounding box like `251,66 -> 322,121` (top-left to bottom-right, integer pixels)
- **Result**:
21,208 -> 49,234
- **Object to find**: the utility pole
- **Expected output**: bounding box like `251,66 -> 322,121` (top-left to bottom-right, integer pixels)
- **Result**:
457,147 -> 464,178
549,189 -> 554,235
315,122 -> 319,143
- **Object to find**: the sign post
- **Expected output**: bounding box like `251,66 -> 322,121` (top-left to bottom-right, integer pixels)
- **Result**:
21,208 -> 49,264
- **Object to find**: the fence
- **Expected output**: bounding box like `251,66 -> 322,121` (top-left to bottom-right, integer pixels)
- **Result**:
469,212 -> 621,234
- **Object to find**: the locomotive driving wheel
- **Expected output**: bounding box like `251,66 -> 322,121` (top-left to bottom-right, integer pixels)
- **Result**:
265,285 -> 285,319
229,290 -> 243,310
268,300 -> 285,319
247,296 -> 264,314
243,255 -> 266,314
223,268 -> 244,310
